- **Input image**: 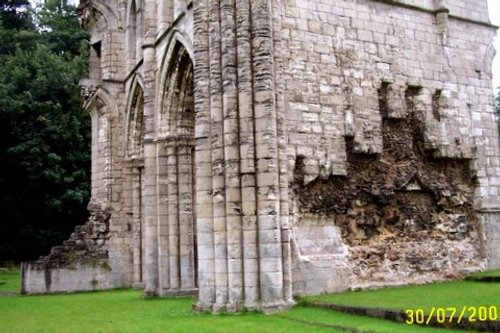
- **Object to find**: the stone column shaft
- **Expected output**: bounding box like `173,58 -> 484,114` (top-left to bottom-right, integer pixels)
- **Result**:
272,0 -> 293,305
142,141 -> 158,294
178,144 -> 195,289
207,0 -> 230,309
220,0 -> 244,309
157,146 -> 170,291
132,167 -> 144,286
193,0 -> 216,310
236,0 -> 260,309
251,0 -> 285,309
166,144 -> 180,289
141,0 -> 158,295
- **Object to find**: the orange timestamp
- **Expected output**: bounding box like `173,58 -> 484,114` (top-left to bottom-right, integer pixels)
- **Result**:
405,306 -> 500,325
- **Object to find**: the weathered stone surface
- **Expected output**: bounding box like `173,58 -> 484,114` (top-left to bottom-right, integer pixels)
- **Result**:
22,0 -> 500,313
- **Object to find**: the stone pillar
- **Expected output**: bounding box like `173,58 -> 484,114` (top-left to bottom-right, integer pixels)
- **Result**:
156,145 -> 170,292
142,141 -> 158,296
272,0 -> 293,306
193,0 -> 216,310
251,0 -> 286,311
193,0 -> 293,313
166,143 -> 180,290
141,0 -> 158,296
235,0 -> 259,309
131,165 -> 144,287
178,142 -> 196,289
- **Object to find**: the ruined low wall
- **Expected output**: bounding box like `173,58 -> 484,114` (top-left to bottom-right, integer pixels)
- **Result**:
21,261 -> 119,294
21,201 -> 126,294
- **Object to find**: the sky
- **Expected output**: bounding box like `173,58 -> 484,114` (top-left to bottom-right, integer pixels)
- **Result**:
488,0 -> 500,91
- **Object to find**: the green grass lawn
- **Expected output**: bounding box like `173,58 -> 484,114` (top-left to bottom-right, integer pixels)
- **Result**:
0,268 -> 492,333
307,280 -> 500,312
0,267 -> 20,293
465,269 -> 500,279
281,306 -> 464,333
0,289 -> 457,333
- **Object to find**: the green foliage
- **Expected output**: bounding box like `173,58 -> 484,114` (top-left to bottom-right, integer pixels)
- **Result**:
0,0 -> 90,260
0,0 -> 32,31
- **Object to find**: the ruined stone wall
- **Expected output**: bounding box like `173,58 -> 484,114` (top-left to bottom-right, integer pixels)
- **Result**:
23,0 -> 135,293
282,0 -> 500,292
21,202 -> 115,293
23,0 -> 500,313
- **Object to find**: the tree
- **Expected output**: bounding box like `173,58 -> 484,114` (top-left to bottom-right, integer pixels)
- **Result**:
0,0 -> 90,261
0,0 -> 32,30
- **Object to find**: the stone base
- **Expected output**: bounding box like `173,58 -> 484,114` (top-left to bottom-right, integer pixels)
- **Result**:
291,218 -> 351,295
480,210 -> 500,269
292,256 -> 351,296
194,299 -> 295,314
159,288 -> 198,297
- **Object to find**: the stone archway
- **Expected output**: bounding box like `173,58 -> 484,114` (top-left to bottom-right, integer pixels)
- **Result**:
156,41 -> 196,294
125,82 -> 145,287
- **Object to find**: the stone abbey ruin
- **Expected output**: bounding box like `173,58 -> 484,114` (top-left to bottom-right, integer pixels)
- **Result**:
22,0 -> 500,312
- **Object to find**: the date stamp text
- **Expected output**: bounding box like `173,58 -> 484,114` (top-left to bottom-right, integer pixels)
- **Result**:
405,306 -> 499,325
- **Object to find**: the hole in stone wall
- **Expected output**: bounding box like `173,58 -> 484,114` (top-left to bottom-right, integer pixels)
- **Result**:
91,41 -> 101,58
90,41 -> 102,81
432,89 -> 442,122
377,82 -> 390,119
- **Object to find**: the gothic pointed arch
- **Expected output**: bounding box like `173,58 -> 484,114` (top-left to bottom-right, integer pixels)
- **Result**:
157,32 -> 194,137
125,79 -> 145,159
83,88 -> 117,204
123,77 -> 146,287
152,35 -> 197,293
126,0 -> 143,69
80,1 -> 119,81
80,0 -> 119,32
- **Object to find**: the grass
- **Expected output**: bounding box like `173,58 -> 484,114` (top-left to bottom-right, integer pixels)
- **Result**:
0,268 -> 493,333
282,306 -> 469,333
0,289 -> 455,333
0,267 -> 20,293
307,280 -> 500,312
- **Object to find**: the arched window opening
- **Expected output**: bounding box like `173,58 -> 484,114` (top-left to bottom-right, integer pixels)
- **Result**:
126,0 -> 143,70
126,86 -> 144,158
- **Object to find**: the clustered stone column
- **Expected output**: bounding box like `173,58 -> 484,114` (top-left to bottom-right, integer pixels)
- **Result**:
193,0 -> 293,312
141,0 -> 159,296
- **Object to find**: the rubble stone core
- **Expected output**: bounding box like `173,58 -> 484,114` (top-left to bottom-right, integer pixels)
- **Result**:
22,0 -> 500,313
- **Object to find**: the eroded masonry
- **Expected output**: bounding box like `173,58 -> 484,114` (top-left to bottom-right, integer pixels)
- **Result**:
22,0 -> 500,312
